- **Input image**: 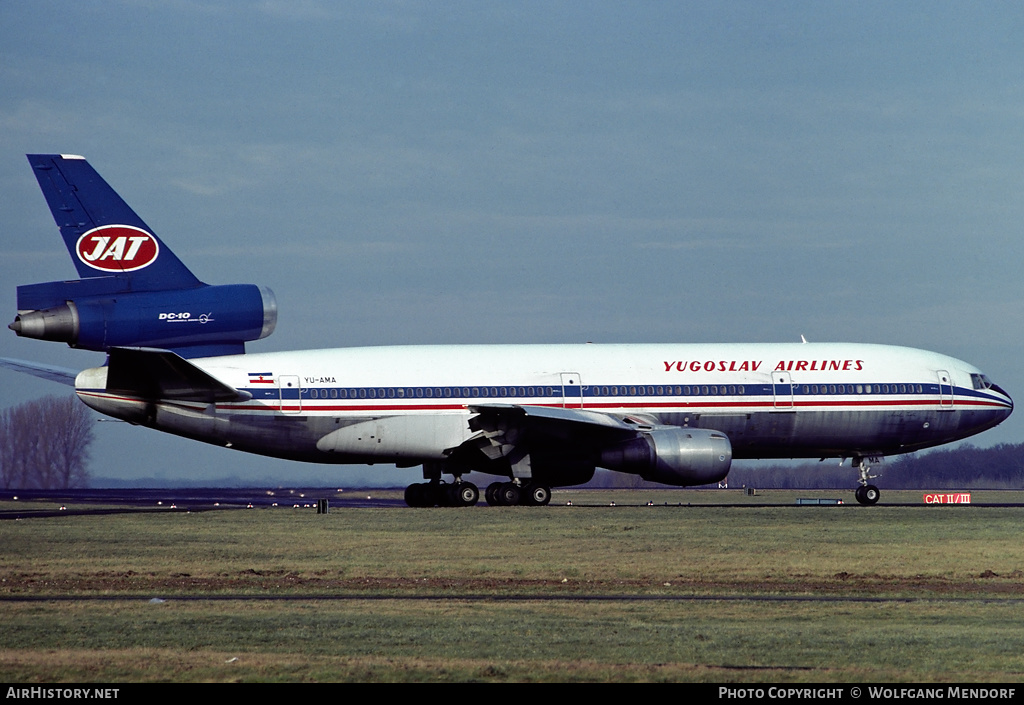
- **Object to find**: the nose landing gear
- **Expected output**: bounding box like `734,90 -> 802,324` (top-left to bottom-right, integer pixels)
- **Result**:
853,456 -> 881,505
854,483 -> 880,505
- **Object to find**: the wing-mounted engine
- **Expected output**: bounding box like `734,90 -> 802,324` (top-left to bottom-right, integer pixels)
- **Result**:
461,404 -> 732,488
598,426 -> 732,486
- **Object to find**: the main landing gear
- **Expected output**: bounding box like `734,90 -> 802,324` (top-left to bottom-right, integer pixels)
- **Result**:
484,481 -> 552,506
404,480 -> 479,507
853,456 -> 881,506
403,479 -> 553,507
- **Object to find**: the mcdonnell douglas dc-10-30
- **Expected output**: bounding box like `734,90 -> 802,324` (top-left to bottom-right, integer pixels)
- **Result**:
1,154 -> 1013,506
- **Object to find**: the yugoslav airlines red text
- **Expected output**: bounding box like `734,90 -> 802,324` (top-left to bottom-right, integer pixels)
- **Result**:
773,359 -> 864,372
663,359 -> 865,373
664,361 -> 762,372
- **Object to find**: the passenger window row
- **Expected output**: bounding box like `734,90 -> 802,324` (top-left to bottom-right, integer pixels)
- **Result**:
301,382 -> 929,400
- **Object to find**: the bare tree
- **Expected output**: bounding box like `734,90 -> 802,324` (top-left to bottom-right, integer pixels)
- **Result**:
0,396 -> 93,489
0,405 -> 15,488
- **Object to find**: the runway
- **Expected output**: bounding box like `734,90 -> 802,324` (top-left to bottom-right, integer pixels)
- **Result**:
3,487 -> 1023,519
0,487 -> 405,518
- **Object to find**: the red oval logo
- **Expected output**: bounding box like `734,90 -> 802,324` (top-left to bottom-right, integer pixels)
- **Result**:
76,225 -> 160,273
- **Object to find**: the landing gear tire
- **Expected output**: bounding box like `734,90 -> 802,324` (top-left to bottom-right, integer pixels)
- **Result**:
485,482 -> 503,506
452,482 -> 479,507
423,482 -> 443,507
405,481 -> 478,507
484,481 -> 548,506
863,484 -> 880,505
442,483 -> 460,506
404,483 -> 427,507
523,483 -> 551,506
855,484 -> 880,506
497,482 -> 521,506
852,456 -> 881,506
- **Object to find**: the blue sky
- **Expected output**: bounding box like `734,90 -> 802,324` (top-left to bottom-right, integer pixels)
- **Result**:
2,2 -> 1022,485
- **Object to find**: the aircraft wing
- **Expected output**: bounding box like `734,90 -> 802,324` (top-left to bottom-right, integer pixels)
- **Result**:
461,403 -> 646,466
468,403 -> 644,438
0,357 -> 79,386
103,347 -> 252,403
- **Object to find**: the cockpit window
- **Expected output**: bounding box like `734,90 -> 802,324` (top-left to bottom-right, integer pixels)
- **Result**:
971,373 -> 1010,399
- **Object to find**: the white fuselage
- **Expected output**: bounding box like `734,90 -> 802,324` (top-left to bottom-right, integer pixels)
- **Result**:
75,342 -> 1012,476
18,155 -> 1011,495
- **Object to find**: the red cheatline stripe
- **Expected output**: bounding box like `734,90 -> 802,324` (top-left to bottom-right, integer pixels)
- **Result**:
76,390 -> 1010,414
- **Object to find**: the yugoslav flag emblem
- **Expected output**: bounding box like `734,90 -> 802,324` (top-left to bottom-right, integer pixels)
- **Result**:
248,372 -> 275,385
76,225 -> 160,272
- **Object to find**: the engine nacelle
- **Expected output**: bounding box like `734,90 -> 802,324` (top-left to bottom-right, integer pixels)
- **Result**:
598,427 -> 732,486
11,282 -> 276,357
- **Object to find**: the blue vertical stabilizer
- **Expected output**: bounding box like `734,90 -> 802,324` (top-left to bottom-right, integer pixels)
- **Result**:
27,154 -> 202,291
11,155 -> 276,357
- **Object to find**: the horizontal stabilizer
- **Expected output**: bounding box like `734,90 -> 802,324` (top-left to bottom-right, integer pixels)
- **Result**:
0,357 -> 79,387
105,347 -> 251,403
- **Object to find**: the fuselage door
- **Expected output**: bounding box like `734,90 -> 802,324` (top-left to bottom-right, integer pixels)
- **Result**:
773,371 -> 794,409
937,370 -> 954,409
561,372 -> 583,409
279,375 -> 301,414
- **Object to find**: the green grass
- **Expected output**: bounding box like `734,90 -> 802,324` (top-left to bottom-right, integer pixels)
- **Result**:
2,599 -> 1022,682
2,490 -> 1024,681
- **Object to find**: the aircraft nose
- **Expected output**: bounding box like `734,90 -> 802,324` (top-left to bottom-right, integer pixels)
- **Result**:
995,389 -> 1013,425
999,386 -> 1012,416
985,382 -> 1013,419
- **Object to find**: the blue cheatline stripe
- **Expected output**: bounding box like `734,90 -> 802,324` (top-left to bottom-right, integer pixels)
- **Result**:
241,380 -> 981,399
217,380 -> 1009,412
77,386 -> 1010,414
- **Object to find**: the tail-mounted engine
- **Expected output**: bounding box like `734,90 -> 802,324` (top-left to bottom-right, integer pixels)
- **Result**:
12,154 -> 278,359
10,279 -> 276,358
